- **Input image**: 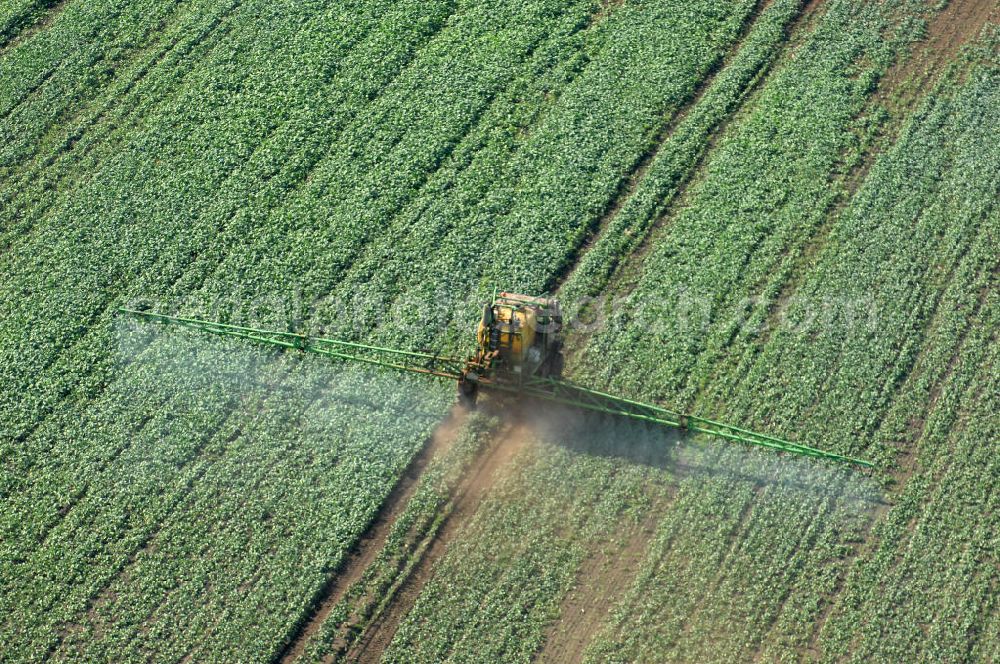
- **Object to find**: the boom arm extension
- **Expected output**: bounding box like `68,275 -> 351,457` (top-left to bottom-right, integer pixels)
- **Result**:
514,378 -> 872,466
118,308 -> 466,380
119,308 -> 873,469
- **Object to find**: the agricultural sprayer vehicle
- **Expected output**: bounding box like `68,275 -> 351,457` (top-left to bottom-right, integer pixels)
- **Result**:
119,291 -> 873,468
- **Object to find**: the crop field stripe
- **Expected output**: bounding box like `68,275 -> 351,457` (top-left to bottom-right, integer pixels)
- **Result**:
583,478 -> 737,659
21,362 -> 446,661
0,367 -> 246,585
0,345 -> 254,566
536,500 -> 668,662
104,417 -> 306,660
0,0 -> 218,177
1,1 -> 624,652
0,0 -> 410,255
31,422 -> 247,660
818,294 -> 999,660
677,476 -> 849,657
380,440 -> 572,662
741,493 -> 845,659
0,0 -> 193,121
640,39 -> 982,660
0,403 -> 245,656
0,0 -> 188,122
345,423 -> 529,662
667,488 -> 765,640
570,0 -> 942,422
70,436 -> 284,659
0,0 -> 454,580
0,0 -> 398,410
692,28 -> 953,373
854,225 -> 995,449
0,0 -> 46,47
274,3 -> 664,648
899,261 -> 994,467
488,0 -> 763,293
0,0 -> 374,251
0,0 -> 71,55
585,453 -> 873,662
557,0 -> 803,298
136,374 -> 448,662
0,0 -> 244,247
0,0 -> 462,632
0,0 -> 504,568
272,408 -> 476,663
0,0 -> 243,237
560,0 -> 811,304
262,7 -> 644,644
0,0 -> 451,449
194,0 -> 604,316
334,0 -> 774,343
318,3 -> 617,315
881,226 -> 998,472
746,45 -> 999,458
524,0 -> 968,660
87,422 -> 293,655
0,0 -> 584,448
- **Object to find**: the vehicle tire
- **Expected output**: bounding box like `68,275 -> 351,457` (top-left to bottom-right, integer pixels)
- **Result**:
458,379 -> 478,409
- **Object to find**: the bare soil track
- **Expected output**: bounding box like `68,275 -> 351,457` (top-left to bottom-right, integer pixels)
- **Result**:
275,407 -> 468,663
346,418 -> 530,663
879,0 -> 998,109
536,506 -> 664,662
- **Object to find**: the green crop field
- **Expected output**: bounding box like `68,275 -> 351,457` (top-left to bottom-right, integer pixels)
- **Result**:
1,0 -> 997,661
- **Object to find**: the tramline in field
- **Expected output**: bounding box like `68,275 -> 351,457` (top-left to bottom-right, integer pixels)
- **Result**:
120,290 -> 873,469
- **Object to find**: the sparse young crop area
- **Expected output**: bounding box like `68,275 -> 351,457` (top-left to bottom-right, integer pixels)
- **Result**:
1,0 -> 996,661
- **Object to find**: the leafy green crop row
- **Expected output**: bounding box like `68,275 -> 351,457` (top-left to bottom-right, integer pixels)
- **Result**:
0,0 -> 771,654
0,0 -> 188,175
0,0 -> 61,49
3,0 -> 994,659
3,0 -> 748,657
562,0 -> 804,303
793,46 -> 999,662
291,0 -> 763,355
574,0 -> 936,428
293,411 -> 497,662
0,0 -> 241,252
1,0 -> 605,658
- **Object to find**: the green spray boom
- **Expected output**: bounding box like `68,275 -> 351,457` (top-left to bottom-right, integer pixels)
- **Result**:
118,306 -> 874,469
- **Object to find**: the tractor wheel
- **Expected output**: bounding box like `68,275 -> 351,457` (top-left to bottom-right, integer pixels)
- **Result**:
548,341 -> 564,379
550,353 -> 564,379
458,379 -> 478,409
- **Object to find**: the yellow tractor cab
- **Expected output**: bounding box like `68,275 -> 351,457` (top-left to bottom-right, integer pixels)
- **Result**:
459,291 -> 563,404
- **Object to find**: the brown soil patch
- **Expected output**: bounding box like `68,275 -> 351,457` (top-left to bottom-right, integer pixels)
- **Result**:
345,415 -> 530,663
536,508 -> 663,662
275,406 -> 468,664
879,0 -> 999,111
